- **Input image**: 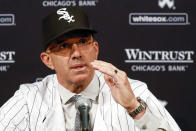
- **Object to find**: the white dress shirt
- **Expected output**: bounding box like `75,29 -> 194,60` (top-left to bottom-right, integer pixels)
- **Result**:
58,74 -> 100,131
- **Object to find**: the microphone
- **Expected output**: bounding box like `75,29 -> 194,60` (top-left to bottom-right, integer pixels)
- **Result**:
75,96 -> 92,131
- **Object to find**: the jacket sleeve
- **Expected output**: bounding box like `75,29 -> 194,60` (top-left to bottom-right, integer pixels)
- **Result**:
129,79 -> 181,131
0,85 -> 30,131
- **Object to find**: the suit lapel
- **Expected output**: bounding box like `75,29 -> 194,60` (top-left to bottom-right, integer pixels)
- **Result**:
40,75 -> 66,131
93,88 -> 108,131
93,72 -> 108,131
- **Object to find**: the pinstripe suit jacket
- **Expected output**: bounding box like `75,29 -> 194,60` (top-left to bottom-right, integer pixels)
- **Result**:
0,71 -> 180,131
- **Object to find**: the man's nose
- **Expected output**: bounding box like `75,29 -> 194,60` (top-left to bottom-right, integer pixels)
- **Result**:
70,44 -> 82,59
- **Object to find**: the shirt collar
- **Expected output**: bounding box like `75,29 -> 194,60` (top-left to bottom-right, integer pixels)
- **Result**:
58,73 -> 100,104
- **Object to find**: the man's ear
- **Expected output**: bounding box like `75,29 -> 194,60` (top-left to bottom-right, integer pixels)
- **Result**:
93,41 -> 99,60
40,52 -> 55,70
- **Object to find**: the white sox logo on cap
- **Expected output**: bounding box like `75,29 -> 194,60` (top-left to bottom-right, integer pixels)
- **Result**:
57,8 -> 75,23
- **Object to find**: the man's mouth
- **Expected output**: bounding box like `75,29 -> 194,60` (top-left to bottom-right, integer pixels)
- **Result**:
70,64 -> 87,71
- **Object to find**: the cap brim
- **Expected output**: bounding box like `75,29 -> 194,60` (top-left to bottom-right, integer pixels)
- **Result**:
43,27 -> 97,50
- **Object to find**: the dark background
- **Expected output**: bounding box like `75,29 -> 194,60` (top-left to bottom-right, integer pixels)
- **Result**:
0,0 -> 195,130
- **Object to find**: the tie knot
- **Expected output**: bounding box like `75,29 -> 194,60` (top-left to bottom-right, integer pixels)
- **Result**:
71,95 -> 82,103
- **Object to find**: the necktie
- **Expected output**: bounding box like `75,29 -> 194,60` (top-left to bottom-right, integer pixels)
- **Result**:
72,95 -> 82,131
75,110 -> 81,131
72,95 -> 92,131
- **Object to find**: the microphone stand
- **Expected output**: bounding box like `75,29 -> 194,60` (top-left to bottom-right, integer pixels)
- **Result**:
75,96 -> 92,131
79,104 -> 90,131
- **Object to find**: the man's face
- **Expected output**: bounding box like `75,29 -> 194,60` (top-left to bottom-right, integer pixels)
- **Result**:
41,34 -> 99,86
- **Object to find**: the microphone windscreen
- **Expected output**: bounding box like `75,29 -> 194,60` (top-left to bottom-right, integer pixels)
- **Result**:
75,96 -> 92,109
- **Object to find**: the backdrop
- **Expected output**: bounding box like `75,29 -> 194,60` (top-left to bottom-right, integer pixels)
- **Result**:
0,0 -> 195,130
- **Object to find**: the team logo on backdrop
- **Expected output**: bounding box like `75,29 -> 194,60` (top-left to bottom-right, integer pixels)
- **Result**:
57,8 -> 75,23
129,13 -> 189,25
0,14 -> 16,26
158,0 -> 175,9
129,0 -> 190,25
0,51 -> 16,72
42,0 -> 99,7
124,49 -> 194,72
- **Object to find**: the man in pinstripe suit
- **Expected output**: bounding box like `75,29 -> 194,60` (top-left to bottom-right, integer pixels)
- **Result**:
0,7 -> 181,131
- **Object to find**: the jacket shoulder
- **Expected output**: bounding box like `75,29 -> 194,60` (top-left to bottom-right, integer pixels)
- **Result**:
20,74 -> 56,92
17,74 -> 56,103
128,78 -> 148,89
